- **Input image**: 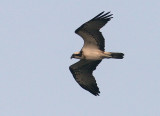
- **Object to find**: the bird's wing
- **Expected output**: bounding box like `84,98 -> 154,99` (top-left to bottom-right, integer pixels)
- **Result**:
75,11 -> 113,51
69,59 -> 102,96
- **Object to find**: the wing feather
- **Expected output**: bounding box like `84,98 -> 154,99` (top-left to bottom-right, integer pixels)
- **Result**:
69,60 -> 101,96
75,11 -> 113,51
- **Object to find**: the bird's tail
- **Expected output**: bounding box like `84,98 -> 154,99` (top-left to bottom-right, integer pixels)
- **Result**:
104,52 -> 124,59
110,52 -> 124,59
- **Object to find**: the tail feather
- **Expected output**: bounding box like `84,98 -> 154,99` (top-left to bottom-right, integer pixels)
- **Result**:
110,52 -> 124,59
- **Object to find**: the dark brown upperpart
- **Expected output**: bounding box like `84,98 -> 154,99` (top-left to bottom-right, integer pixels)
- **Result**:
75,11 -> 113,51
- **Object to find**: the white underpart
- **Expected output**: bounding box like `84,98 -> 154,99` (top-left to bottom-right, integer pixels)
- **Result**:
82,48 -> 112,60
76,31 -> 113,60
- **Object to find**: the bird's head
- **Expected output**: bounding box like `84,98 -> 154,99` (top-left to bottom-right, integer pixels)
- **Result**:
71,52 -> 82,59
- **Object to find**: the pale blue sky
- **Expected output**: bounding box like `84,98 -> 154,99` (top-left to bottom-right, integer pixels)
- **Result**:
0,0 -> 160,116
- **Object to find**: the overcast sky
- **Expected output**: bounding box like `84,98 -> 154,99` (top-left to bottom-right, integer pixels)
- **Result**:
0,0 -> 160,116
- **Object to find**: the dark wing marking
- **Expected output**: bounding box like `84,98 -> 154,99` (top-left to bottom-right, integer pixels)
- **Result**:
75,11 -> 113,51
69,60 -> 102,96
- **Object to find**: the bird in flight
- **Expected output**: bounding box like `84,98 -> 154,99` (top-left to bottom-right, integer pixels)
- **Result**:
69,11 -> 124,96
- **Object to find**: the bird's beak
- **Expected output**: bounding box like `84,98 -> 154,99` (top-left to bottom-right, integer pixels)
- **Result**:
70,54 -> 74,59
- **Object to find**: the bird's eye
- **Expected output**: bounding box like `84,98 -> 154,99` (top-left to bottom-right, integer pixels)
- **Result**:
75,54 -> 81,57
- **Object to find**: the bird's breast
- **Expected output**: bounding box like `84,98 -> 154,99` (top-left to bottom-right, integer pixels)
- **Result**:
83,50 -> 103,60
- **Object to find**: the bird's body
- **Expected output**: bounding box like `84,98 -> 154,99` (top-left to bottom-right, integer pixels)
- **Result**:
83,50 -> 103,60
73,51 -> 118,60
69,11 -> 124,96
73,50 -> 103,60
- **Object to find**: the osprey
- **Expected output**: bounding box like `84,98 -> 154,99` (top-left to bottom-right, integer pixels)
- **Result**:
69,11 -> 124,96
